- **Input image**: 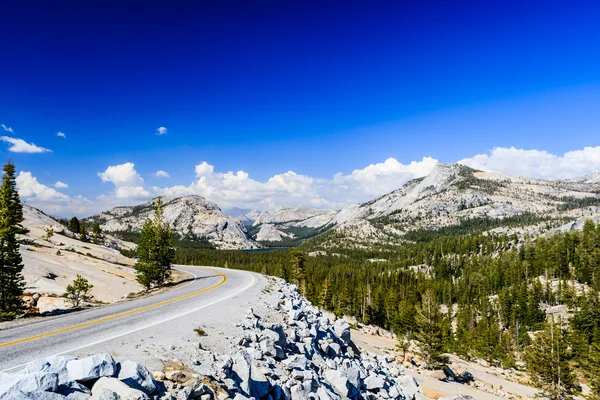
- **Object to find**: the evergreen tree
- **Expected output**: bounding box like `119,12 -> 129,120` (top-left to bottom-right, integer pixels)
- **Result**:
415,290 -> 446,367
588,343 -> 600,399
134,198 -> 174,289
69,216 -> 80,234
79,222 -> 88,242
454,303 -> 475,358
319,276 -> 332,309
291,250 -> 306,295
526,317 -> 577,399
66,275 -> 94,308
0,161 -> 26,320
92,223 -> 102,244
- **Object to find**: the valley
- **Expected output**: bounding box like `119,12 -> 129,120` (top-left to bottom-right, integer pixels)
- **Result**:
4,162 -> 600,399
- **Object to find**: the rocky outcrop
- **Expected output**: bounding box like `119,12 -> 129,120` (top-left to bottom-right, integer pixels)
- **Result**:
88,196 -> 257,250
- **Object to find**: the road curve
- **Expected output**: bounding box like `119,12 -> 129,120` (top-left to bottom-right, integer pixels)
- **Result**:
0,266 -> 258,372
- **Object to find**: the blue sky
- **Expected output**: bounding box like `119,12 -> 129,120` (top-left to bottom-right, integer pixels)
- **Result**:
1,0 -> 599,216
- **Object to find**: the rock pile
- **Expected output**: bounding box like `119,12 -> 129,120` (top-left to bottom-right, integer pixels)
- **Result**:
0,282 -> 426,400
0,354 -> 156,399
164,282 -> 425,400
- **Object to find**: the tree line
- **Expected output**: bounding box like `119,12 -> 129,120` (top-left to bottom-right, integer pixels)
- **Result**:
173,220 -> 600,399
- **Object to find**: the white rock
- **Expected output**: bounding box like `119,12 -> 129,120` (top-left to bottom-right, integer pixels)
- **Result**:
231,350 -> 252,397
282,355 -> 308,370
323,370 -> 349,397
333,320 -> 350,346
67,354 -> 117,382
0,372 -> 58,396
117,360 -> 157,394
397,375 -> 419,399
36,297 -> 73,315
364,374 -> 386,391
24,355 -> 77,386
0,390 -> 66,399
92,377 -> 149,400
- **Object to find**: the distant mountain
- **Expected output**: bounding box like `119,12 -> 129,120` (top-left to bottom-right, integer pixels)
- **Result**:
225,207 -> 252,217
310,163 -> 600,249
249,206 -> 336,245
87,195 -> 257,250
84,165 -> 600,250
225,208 -> 262,226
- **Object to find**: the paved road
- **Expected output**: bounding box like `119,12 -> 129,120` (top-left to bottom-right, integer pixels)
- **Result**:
0,266 -> 257,372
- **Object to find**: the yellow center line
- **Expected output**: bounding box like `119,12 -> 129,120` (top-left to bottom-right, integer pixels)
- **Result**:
0,268 -> 227,349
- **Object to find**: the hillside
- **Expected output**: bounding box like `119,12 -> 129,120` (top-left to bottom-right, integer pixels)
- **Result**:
87,195 -> 258,250
307,163 -> 600,249
18,205 -> 142,308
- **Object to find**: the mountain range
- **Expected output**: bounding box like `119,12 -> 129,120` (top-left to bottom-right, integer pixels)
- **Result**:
85,163 -> 600,249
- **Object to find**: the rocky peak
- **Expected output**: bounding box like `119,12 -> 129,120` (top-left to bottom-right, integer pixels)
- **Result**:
88,195 -> 257,250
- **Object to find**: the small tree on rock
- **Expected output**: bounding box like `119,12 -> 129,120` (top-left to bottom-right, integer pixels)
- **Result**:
44,226 -> 54,241
66,275 -> 94,308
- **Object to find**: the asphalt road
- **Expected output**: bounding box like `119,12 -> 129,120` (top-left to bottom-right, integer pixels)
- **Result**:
0,266 -> 258,372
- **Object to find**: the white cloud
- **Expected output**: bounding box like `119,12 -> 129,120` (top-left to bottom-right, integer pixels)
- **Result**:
115,186 -> 151,199
54,181 -> 68,189
156,126 -> 168,135
57,131 -> 66,138
458,146 -> 600,180
154,170 -> 170,178
155,157 -> 439,210
98,162 -> 144,186
0,136 -> 51,153
98,162 -> 150,200
17,172 -> 70,203
1,124 -> 14,133
19,145 -> 600,218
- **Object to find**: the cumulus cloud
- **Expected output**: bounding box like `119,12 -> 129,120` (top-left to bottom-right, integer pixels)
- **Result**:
17,172 -> 70,203
1,124 -> 14,133
57,131 -> 66,138
458,146 -> 600,180
98,162 -> 150,199
154,170 -> 170,178
0,136 -> 51,153
98,162 -> 144,186
156,126 -> 168,135
54,181 -> 68,189
21,145 -> 600,217
155,157 -> 439,210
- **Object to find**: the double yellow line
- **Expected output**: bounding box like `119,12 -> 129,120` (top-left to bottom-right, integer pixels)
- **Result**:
0,269 -> 227,349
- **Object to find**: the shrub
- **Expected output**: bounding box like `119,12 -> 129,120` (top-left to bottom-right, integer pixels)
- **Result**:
66,275 -> 94,308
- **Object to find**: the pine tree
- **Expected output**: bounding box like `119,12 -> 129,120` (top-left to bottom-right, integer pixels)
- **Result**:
589,343 -> 600,399
79,222 -> 88,242
69,216 -> 80,235
414,290 -> 446,367
92,223 -> 102,244
526,317 -> 576,399
134,198 -> 174,289
0,161 -> 26,320
66,275 -> 94,308
319,276 -> 332,309
291,250 -> 306,295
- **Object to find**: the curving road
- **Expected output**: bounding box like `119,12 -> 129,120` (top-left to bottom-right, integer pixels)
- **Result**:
0,266 -> 259,372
